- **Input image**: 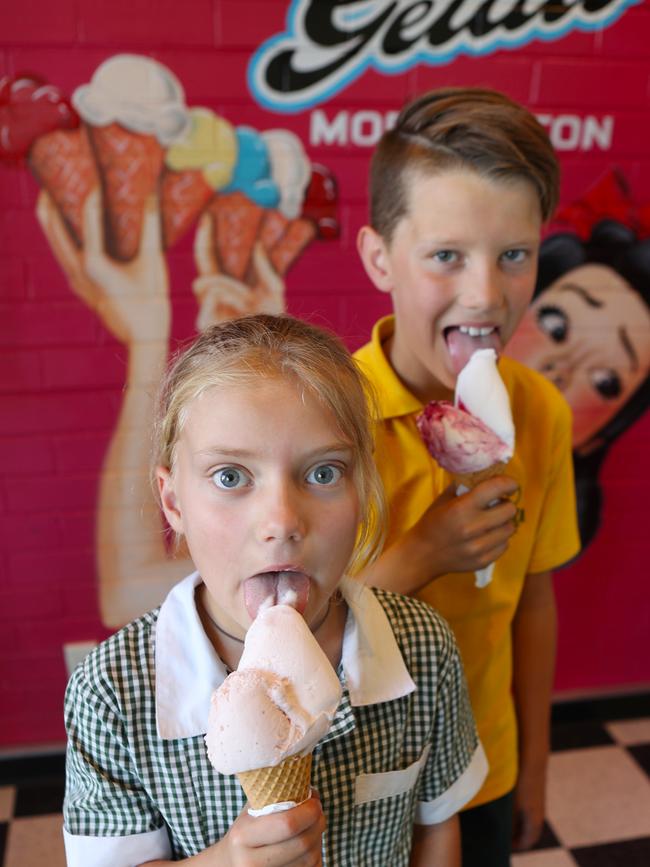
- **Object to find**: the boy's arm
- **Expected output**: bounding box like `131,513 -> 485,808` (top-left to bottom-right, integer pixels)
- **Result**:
410,816 -> 460,867
511,570 -> 557,851
362,475 -> 519,594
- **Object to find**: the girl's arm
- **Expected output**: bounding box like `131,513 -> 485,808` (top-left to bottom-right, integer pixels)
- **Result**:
511,569 -> 557,851
410,815 -> 460,867
140,796 -> 325,866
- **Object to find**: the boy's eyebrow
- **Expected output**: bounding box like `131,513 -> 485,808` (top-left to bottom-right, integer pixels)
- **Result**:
559,282 -> 603,308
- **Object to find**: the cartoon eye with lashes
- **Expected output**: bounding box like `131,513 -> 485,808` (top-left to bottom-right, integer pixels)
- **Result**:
536,305 -> 568,342
589,368 -> 622,400
212,467 -> 251,489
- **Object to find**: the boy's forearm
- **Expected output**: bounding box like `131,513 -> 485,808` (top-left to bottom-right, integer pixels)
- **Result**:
410,816 -> 460,867
512,571 -> 557,770
359,527 -> 440,595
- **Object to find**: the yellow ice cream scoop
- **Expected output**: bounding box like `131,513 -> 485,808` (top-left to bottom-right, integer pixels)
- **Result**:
166,107 -> 237,189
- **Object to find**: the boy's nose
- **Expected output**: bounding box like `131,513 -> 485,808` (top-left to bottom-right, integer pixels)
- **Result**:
460,263 -> 504,311
257,484 -> 306,543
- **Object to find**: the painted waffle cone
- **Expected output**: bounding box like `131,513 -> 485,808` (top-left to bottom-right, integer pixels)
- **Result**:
87,122 -> 163,261
29,127 -> 97,247
454,460 -> 510,489
160,167 -> 214,249
237,752 -> 312,811
208,192 -> 264,281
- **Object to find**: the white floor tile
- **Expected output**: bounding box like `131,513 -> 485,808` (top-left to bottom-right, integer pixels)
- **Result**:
546,745 -> 650,847
0,786 -> 15,822
4,814 -> 66,867
606,717 -> 650,745
512,850 -> 578,866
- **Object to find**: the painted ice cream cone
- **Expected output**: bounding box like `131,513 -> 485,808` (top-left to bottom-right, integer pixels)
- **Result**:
161,107 -> 237,248
208,192 -> 265,281
29,126 -> 97,248
72,54 -> 190,260
268,217 -> 316,276
86,122 -> 163,261
160,167 -> 214,249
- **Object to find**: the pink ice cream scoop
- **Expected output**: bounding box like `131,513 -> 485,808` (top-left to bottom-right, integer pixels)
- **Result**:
416,401 -> 512,476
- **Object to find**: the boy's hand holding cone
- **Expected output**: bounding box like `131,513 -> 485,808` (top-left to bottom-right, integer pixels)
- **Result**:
417,349 -> 520,587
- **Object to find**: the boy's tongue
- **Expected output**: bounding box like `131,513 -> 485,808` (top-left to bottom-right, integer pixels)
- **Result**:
446,328 -> 502,376
244,571 -> 310,620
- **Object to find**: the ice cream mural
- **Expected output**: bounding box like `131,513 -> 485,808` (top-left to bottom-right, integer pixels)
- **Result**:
0,54 -> 339,629
0,54 -> 338,314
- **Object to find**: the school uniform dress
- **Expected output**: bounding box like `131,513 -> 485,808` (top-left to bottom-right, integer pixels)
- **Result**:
63,572 -> 487,866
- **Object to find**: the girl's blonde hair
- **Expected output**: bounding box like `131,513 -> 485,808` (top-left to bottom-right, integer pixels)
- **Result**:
152,314 -> 386,575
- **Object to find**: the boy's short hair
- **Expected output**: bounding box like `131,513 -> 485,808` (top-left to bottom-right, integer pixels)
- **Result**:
152,314 -> 386,575
370,87 -> 559,242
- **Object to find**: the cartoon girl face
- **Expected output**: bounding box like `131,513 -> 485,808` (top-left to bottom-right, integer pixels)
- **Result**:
507,263 -> 650,450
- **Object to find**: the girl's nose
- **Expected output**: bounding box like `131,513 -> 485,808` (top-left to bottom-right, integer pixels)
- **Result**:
258,484 -> 306,543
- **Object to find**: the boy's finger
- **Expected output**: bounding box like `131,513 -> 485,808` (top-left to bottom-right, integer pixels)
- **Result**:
471,475 -> 520,507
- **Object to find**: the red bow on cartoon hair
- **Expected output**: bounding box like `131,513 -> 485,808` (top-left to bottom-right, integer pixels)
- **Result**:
550,169 -> 650,241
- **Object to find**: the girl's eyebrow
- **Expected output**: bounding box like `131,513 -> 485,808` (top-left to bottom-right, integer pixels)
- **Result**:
195,443 -> 353,459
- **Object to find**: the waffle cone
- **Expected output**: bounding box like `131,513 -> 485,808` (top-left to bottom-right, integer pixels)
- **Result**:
208,192 -> 264,281
160,167 -> 213,248
29,127 -> 97,247
454,460 -> 510,489
87,122 -> 163,261
237,752 -> 312,811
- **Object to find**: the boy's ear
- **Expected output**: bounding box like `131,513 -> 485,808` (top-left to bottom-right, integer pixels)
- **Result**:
156,467 -> 184,534
357,225 -> 393,294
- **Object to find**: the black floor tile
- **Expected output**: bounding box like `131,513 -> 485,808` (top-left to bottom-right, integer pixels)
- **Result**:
530,819 -> 561,850
550,720 -> 615,752
571,836 -> 650,866
0,753 -> 65,786
628,743 -> 650,778
552,693 -> 650,724
13,780 -> 65,817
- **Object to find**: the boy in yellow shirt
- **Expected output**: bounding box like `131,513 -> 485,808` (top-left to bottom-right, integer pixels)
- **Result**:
355,88 -> 580,866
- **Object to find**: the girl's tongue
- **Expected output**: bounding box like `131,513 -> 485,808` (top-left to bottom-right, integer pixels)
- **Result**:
446,328 -> 502,376
244,571 -> 310,620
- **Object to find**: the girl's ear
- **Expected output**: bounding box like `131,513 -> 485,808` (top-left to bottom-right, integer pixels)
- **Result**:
156,466 -> 184,534
357,225 -> 394,294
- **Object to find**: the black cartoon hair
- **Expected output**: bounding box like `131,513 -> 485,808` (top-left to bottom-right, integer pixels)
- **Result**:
535,220 -> 650,548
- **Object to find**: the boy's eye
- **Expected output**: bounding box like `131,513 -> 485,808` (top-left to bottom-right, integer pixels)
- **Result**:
432,250 -> 457,264
212,467 -> 250,489
537,305 -> 568,342
307,464 -> 342,486
590,368 -> 622,400
501,248 -> 528,264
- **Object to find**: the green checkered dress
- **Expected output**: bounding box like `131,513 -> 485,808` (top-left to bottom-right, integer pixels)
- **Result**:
64,584 -> 483,865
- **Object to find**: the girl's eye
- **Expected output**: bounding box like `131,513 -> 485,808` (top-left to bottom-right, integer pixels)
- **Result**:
212,467 -> 250,489
501,249 -> 527,264
536,305 -> 568,343
590,368 -> 622,400
307,464 -> 342,486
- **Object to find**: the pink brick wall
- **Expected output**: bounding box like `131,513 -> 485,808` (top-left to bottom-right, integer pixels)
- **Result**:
1,0 -> 649,748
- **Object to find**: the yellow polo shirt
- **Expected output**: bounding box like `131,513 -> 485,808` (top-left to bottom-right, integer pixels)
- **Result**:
355,315 -> 580,807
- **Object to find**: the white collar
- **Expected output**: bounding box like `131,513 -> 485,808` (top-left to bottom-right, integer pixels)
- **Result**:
155,572 -> 416,740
